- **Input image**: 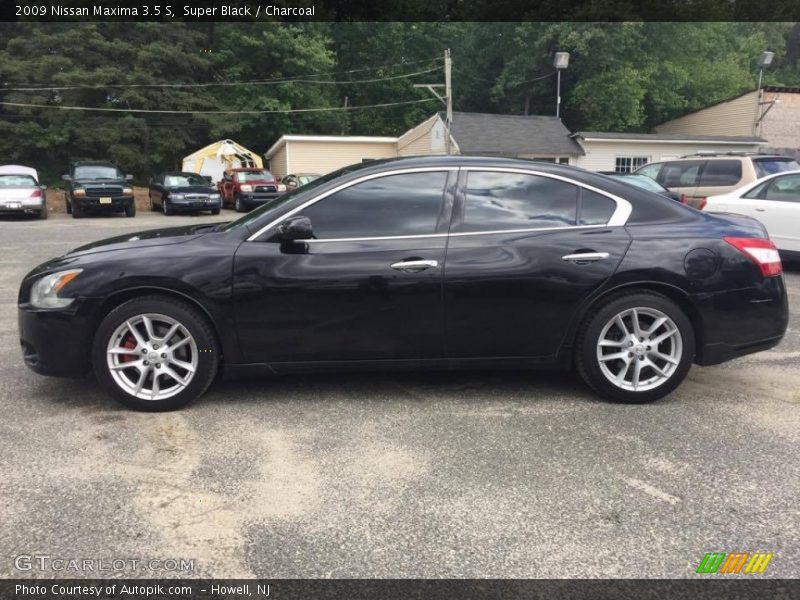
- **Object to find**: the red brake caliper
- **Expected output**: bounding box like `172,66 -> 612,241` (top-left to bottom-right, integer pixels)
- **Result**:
120,333 -> 137,363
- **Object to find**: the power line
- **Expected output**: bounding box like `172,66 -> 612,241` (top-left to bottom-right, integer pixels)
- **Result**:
0,97 -> 438,115
454,68 -> 557,86
2,60 -> 441,91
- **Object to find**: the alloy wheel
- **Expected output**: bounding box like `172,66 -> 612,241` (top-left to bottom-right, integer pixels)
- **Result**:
106,313 -> 198,401
596,307 -> 682,392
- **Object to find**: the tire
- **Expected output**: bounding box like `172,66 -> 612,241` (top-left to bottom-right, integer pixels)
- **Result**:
38,204 -> 48,219
72,202 -> 84,219
125,202 -> 136,217
575,292 -> 694,404
162,200 -> 172,216
149,196 -> 156,211
211,208 -> 220,215
234,195 -> 244,212
92,295 -> 220,411
66,197 -> 72,214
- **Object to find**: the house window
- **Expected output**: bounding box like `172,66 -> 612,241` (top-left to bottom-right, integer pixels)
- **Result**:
615,156 -> 649,173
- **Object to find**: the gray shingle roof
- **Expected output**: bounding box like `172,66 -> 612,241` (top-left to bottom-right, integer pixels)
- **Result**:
573,131 -> 765,143
440,112 -> 584,156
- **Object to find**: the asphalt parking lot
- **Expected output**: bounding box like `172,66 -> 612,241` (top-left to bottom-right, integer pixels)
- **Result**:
1,211 -> 799,579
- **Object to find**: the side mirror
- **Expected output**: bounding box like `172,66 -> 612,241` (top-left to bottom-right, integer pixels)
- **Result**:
61,174 -> 72,182
278,216 -> 314,241
125,174 -> 134,181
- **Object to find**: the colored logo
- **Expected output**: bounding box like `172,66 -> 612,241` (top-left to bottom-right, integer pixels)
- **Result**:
696,552 -> 773,574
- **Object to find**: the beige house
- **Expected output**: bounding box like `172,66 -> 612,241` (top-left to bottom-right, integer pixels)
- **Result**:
655,86 -> 800,151
265,112 -> 584,177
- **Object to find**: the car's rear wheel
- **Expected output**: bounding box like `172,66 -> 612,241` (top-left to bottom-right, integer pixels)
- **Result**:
38,205 -> 48,219
575,292 -> 694,403
92,296 -> 219,411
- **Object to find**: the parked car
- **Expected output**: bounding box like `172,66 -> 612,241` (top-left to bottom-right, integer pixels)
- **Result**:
62,161 -> 135,218
703,169 -> 800,260
0,165 -> 47,219
281,173 -> 321,191
149,171 -> 221,216
218,168 -> 286,212
634,154 -> 800,208
600,172 -> 681,202
19,156 -> 788,411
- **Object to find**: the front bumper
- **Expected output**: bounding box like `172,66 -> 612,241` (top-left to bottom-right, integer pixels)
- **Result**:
168,198 -> 222,211
18,299 -> 99,378
238,193 -> 281,207
74,195 -> 133,210
693,276 -> 789,366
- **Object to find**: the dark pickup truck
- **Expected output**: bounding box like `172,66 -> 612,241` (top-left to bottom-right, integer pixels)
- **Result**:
62,161 -> 136,218
218,168 -> 286,212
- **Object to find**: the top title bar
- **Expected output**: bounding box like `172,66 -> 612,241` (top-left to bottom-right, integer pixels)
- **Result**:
5,0 -> 800,22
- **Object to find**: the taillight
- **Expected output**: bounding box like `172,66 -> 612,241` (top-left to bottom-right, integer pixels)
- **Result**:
30,189 -> 42,198
724,236 -> 783,276
697,197 -> 707,210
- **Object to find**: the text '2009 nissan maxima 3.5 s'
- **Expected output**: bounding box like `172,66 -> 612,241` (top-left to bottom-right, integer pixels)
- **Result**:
19,157 -> 789,411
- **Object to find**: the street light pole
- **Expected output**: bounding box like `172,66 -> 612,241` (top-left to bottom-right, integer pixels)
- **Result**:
553,52 -> 570,119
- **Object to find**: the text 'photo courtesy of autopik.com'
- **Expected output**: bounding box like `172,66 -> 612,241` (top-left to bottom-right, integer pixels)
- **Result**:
3,0 -> 800,599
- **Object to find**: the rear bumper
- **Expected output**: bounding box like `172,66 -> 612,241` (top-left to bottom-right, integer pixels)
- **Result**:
692,276 -> 789,366
0,198 -> 44,212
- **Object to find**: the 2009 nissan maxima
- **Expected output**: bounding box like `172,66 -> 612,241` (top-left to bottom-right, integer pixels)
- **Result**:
18,156 -> 789,411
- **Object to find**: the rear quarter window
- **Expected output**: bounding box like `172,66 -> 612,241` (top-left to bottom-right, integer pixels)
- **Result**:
753,158 -> 800,178
698,160 -> 742,187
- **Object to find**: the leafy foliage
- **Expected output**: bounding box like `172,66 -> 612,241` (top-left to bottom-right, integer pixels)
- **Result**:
0,22 -> 798,184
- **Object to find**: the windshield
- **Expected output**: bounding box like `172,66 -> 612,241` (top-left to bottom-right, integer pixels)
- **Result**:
236,170 -> 274,182
221,164 -> 365,232
74,165 -> 123,180
165,174 -> 210,187
753,158 -> 800,178
0,174 -> 37,187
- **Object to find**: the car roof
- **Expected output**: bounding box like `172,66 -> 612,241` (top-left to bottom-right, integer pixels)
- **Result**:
160,171 -> 204,176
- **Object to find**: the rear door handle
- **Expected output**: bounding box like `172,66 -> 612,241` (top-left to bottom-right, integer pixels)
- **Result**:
390,259 -> 439,272
754,208 -> 766,212
562,252 -> 610,264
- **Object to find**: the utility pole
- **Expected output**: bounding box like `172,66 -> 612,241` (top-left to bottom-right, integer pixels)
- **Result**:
414,49 -> 453,154
444,48 -> 452,154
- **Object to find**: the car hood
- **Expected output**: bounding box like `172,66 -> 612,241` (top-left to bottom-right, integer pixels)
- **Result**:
67,224 -> 218,257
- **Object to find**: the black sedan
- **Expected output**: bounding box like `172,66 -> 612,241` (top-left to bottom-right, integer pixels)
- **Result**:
18,157 -> 789,411
149,171 -> 221,215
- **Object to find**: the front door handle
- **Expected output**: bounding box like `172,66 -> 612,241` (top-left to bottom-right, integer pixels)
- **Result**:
754,207 -> 766,212
390,259 -> 439,272
562,252 -> 610,264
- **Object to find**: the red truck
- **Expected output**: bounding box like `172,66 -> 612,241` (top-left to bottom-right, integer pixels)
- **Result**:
217,168 -> 286,212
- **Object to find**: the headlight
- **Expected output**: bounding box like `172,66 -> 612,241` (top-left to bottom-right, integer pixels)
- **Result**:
239,185 -> 253,192
277,184 -> 287,192
73,189 -> 86,197
30,269 -> 83,309
170,193 -> 185,200
209,193 -> 220,200
122,187 -> 133,195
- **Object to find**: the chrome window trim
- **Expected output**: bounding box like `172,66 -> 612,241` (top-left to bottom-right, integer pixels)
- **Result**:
245,165 -> 632,242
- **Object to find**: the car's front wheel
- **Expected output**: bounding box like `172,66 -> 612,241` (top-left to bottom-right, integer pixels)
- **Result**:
575,292 -> 694,403
92,296 -> 219,411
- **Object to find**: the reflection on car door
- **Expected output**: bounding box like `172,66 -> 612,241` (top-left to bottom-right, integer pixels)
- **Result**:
443,169 -> 632,359
232,169 -> 455,365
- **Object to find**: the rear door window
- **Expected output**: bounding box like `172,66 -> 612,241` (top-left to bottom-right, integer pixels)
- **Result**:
657,161 -> 703,188
697,160 -> 742,187
459,171 -> 578,232
763,174 -> 800,202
